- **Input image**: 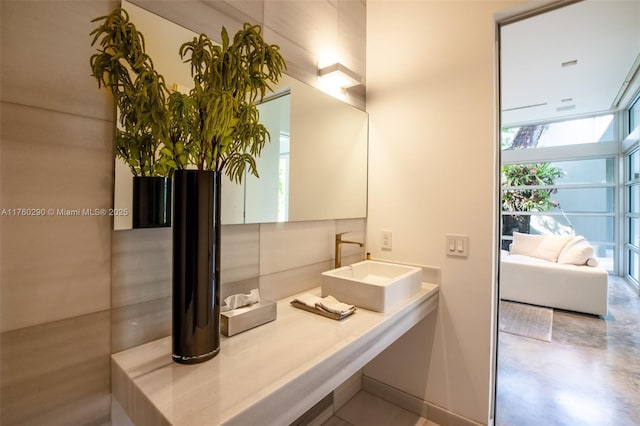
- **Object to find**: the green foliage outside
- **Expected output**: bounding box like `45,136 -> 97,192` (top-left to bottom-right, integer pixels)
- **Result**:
501,163 -> 563,212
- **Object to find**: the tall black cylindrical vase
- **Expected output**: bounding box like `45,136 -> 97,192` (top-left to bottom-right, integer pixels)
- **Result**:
132,176 -> 172,228
172,170 -> 221,364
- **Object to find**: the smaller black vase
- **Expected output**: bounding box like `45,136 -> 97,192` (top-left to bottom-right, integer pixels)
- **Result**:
132,176 -> 172,228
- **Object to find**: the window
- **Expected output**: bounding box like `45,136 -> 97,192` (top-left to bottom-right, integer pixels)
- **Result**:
629,149 -> 640,181
625,147 -> 640,286
624,95 -> 639,286
631,251 -> 639,283
501,115 -> 618,271
630,97 -> 640,133
278,132 -> 290,222
629,217 -> 639,247
501,158 -> 616,271
502,114 -> 614,150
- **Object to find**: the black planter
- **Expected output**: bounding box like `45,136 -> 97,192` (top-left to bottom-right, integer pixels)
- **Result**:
132,176 -> 172,228
501,215 -> 531,250
172,170 -> 221,364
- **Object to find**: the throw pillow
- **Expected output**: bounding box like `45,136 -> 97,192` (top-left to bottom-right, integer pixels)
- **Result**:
557,236 -> 594,265
560,235 -> 584,253
510,232 -> 545,256
532,234 -> 572,262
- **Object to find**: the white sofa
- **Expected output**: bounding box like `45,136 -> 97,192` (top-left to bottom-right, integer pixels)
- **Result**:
500,233 -> 608,316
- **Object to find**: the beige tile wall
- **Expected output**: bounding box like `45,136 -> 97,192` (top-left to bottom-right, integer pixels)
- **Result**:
0,312 -> 112,425
0,0 -> 365,423
1,0 -> 117,424
259,219 -> 366,301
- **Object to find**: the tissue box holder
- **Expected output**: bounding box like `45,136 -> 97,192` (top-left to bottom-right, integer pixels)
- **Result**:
221,300 -> 277,336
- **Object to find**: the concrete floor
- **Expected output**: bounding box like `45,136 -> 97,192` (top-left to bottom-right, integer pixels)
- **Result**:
496,276 -> 640,426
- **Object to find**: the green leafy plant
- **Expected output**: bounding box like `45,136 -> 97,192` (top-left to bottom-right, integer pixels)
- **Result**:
501,162 -> 562,247
90,9 -> 286,183
501,163 -> 563,212
89,8 -> 172,177
165,25 -> 286,182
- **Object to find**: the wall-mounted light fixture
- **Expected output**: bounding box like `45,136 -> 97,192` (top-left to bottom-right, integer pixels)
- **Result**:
317,63 -> 361,89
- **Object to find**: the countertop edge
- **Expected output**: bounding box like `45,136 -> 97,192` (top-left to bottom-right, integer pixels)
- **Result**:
112,283 -> 439,426
224,286 -> 439,425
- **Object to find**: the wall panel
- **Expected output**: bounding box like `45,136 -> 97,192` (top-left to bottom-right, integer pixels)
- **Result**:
0,0 -> 116,422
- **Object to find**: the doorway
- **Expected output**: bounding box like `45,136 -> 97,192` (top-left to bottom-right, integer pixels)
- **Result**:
495,1 -> 640,424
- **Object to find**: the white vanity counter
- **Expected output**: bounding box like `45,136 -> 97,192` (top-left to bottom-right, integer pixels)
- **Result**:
112,283 -> 439,426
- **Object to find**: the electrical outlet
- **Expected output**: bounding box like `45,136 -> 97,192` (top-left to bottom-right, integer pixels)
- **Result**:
382,230 -> 392,250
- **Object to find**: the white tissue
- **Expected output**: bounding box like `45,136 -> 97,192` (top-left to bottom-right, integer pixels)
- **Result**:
221,289 -> 260,312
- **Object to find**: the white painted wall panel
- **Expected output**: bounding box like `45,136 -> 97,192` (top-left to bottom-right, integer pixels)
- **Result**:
365,1 -> 525,423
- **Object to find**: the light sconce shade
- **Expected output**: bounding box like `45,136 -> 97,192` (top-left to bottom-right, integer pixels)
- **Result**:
317,63 -> 362,89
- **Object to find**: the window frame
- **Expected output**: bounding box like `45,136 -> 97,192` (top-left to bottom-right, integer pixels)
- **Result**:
501,113 -> 620,273
623,144 -> 640,288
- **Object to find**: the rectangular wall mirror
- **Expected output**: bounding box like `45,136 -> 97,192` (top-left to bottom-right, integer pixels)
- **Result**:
113,1 -> 368,230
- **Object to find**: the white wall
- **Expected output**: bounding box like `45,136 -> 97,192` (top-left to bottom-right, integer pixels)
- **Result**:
364,1 -> 525,423
289,77 -> 368,221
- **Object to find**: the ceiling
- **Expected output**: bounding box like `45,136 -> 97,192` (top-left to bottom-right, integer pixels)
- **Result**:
501,0 -> 640,127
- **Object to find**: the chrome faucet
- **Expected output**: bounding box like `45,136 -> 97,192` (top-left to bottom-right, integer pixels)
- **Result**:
335,231 -> 364,268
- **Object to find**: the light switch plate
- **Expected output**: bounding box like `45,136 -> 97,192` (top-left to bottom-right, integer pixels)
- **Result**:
382,230 -> 392,250
446,234 -> 469,257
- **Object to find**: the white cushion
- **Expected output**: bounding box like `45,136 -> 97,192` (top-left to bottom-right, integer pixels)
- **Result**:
559,235 -> 585,255
510,232 -> 545,257
557,236 -> 594,266
510,232 -> 573,262
532,234 -> 572,262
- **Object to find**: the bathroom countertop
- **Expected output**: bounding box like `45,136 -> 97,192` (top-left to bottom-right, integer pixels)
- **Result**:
111,283 -> 439,426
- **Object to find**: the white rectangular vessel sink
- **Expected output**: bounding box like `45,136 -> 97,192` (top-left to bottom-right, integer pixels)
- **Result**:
321,260 -> 422,313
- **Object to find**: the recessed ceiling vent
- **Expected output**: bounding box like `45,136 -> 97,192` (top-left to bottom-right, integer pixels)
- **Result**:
556,105 -> 576,112
561,59 -> 578,68
560,97 -> 573,102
